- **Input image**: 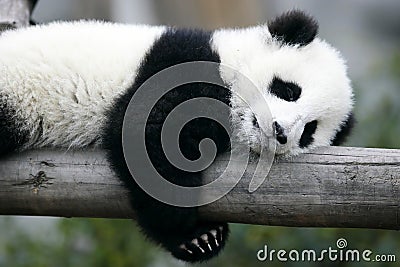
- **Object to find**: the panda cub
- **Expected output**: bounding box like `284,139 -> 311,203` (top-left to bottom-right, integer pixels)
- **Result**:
0,11 -> 353,262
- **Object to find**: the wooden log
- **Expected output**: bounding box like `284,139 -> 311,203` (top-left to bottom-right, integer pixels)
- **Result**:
0,146 -> 399,230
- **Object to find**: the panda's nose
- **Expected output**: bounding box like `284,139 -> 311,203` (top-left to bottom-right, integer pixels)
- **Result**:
273,121 -> 287,144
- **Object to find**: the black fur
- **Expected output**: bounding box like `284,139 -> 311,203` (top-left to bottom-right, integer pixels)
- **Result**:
102,28 -> 230,262
331,112 -> 355,146
0,98 -> 29,157
299,120 -> 318,148
268,10 -> 318,46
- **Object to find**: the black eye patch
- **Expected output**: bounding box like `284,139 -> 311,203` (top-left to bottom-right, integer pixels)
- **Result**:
299,120 -> 318,148
269,77 -> 302,102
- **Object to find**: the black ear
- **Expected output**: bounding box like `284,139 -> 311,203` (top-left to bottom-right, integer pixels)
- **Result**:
268,10 -> 318,46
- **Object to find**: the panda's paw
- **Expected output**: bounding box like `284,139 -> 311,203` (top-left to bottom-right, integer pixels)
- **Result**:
172,223 -> 229,262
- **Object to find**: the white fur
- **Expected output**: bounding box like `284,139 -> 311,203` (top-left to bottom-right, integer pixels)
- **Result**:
0,21 -> 165,149
212,25 -> 353,155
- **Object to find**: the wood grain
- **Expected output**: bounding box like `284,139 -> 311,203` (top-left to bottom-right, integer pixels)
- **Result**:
0,147 -> 399,230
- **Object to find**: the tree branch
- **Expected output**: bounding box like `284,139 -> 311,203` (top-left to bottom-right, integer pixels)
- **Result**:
0,146 -> 399,230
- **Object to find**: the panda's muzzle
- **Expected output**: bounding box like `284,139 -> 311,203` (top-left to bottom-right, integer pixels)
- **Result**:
273,121 -> 287,145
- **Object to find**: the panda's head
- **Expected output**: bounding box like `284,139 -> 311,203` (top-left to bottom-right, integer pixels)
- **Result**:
213,10 -> 354,156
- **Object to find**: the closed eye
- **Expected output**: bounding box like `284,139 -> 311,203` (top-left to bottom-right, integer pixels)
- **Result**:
269,76 -> 302,102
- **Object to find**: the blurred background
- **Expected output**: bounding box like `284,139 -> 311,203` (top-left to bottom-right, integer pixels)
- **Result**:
1,0 -> 400,266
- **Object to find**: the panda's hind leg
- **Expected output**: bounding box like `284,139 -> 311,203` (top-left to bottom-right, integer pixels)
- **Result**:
132,194 -> 230,262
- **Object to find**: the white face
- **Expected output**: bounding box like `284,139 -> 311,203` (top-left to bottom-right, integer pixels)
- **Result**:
212,11 -> 354,156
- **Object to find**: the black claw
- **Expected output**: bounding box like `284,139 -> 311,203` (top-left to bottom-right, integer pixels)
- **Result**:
217,226 -> 224,243
198,235 -> 211,252
207,231 -> 218,247
170,223 -> 229,262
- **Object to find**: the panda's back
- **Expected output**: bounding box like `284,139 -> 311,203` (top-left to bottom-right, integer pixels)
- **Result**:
0,21 -> 165,148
